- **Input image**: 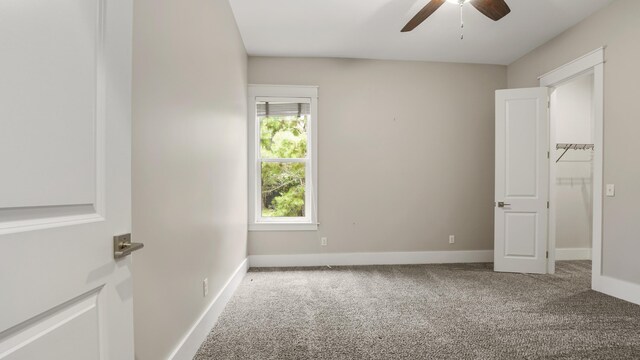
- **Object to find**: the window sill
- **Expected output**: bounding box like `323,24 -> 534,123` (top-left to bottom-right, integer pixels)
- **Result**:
249,223 -> 318,232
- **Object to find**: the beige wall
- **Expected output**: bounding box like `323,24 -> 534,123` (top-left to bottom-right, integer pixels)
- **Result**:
132,0 -> 247,358
508,0 -> 640,283
248,57 -> 506,255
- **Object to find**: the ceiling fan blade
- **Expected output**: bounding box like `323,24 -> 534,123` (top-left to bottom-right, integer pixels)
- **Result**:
470,0 -> 511,21
401,0 -> 446,32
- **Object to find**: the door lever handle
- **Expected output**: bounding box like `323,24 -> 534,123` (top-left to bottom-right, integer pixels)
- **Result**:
497,202 -> 511,208
114,234 -> 144,259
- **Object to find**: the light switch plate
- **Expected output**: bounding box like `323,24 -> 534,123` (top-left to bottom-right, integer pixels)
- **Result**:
606,184 -> 615,197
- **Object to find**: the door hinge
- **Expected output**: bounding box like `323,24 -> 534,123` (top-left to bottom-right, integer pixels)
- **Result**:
546,251 -> 549,259
547,201 -> 549,209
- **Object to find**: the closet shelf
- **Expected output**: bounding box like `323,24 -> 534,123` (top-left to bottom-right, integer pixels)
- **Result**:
555,143 -> 594,163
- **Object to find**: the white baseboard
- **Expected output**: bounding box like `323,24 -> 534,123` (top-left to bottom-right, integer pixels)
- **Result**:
169,258 -> 248,360
555,248 -> 592,260
249,250 -> 493,268
556,248 -> 591,261
594,274 -> 640,306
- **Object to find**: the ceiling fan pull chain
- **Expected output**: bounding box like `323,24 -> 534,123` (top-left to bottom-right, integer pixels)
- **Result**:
460,3 -> 464,40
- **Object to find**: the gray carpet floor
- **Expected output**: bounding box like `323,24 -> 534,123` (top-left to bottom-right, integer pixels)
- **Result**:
194,261 -> 640,359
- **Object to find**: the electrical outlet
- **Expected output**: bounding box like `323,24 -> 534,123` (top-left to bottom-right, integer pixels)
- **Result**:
606,184 -> 615,197
203,278 -> 208,297
321,237 -> 328,246
449,235 -> 455,244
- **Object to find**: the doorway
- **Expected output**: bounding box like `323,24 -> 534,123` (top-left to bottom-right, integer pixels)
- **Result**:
549,73 -> 595,276
540,48 -> 604,281
494,48 -> 604,280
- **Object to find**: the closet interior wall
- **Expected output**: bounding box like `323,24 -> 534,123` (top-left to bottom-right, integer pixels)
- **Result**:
553,74 -> 594,251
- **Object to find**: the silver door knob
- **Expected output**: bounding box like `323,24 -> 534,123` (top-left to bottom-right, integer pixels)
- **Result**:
113,233 -> 144,259
497,202 -> 511,208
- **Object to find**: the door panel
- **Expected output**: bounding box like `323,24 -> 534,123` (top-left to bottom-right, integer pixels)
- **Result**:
0,0 -> 98,209
505,99 -> 539,197
1,291 -> 100,360
495,88 -> 549,274
504,213 -> 537,257
0,0 -> 134,359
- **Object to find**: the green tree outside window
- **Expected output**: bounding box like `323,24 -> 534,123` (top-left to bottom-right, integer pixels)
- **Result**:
260,115 -> 308,217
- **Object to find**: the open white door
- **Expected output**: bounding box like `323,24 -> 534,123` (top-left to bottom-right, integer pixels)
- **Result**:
495,88 -> 549,274
0,1 -> 136,359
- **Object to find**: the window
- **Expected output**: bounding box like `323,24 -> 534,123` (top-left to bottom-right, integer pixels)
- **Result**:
248,85 -> 318,231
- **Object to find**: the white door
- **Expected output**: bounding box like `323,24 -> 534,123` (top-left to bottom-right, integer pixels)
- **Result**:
0,0 -> 136,359
494,88 -> 549,274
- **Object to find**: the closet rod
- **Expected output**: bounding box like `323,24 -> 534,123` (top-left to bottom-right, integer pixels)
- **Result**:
555,143 -> 594,163
556,143 -> 594,150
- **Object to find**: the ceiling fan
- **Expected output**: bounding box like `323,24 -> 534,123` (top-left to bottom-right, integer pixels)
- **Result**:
401,0 -> 511,32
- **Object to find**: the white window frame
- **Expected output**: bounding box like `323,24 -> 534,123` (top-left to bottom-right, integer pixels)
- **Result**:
248,85 -> 318,231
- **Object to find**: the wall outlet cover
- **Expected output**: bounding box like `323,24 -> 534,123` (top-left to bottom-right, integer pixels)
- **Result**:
606,184 -> 615,197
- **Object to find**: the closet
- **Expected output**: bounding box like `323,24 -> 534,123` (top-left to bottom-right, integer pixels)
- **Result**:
551,73 -> 594,263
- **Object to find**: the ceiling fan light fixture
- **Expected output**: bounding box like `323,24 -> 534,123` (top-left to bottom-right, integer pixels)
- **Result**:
446,0 -> 471,4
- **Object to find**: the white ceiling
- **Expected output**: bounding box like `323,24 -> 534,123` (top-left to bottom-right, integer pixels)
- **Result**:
229,0 -> 613,65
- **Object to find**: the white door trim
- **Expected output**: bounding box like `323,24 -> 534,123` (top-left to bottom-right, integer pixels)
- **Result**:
538,47 -> 604,84
540,48 -> 604,282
